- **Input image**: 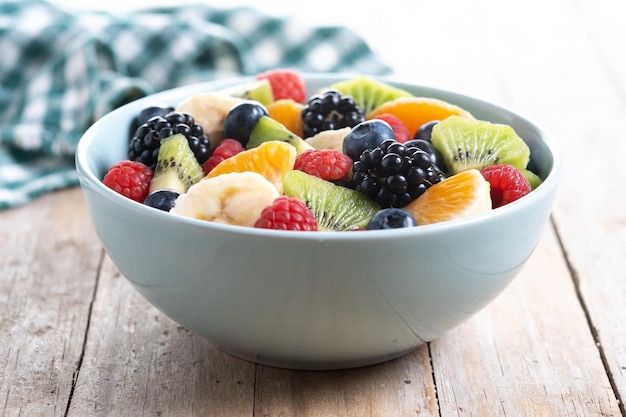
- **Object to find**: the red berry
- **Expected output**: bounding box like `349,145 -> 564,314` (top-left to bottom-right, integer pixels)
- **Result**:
256,69 -> 307,103
103,160 -> 153,202
202,138 -> 245,175
294,149 -> 353,181
254,196 -> 318,231
480,164 -> 532,208
373,113 -> 412,143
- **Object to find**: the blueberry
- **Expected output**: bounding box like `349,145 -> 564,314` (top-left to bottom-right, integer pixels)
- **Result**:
144,190 -> 180,211
366,208 -> 418,230
129,105 -> 174,141
140,105 -> 173,124
343,119 -> 396,162
413,120 -> 439,142
223,102 -> 268,146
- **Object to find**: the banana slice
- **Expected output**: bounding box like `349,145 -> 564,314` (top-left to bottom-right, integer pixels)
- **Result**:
171,171 -> 279,227
176,92 -> 245,149
304,127 -> 351,151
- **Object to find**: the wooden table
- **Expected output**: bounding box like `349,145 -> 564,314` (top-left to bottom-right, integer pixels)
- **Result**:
2,1 -> 625,415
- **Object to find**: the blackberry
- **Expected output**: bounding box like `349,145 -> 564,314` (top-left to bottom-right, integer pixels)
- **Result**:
352,139 -> 446,208
128,111 -> 211,169
404,138 -> 448,173
128,105 -> 174,142
301,90 -> 365,138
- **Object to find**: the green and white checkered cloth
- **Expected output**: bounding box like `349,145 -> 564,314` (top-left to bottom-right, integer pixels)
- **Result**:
0,0 -> 390,209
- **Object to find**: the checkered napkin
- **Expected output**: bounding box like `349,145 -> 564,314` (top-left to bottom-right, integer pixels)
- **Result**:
0,0 -> 390,209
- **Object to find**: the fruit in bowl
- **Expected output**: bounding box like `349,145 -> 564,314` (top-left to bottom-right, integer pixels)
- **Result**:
76,70 -> 561,370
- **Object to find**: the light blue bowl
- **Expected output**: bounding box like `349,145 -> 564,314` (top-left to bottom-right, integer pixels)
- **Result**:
76,74 -> 562,370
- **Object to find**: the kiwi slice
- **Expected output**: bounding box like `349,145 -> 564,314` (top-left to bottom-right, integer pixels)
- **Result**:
220,79 -> 274,106
149,134 -> 204,194
330,76 -> 413,115
283,170 -> 381,231
247,115 -> 314,154
521,168 -> 543,190
430,116 -> 531,175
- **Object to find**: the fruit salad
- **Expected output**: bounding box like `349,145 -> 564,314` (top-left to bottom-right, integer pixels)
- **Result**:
103,69 -> 542,231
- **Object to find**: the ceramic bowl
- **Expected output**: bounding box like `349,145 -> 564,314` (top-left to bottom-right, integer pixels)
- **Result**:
76,74 -> 561,370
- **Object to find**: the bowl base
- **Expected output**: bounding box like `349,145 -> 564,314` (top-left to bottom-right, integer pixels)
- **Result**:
208,340 -> 421,371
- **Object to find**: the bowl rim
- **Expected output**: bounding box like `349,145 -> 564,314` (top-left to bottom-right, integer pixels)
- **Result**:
76,73 -> 562,241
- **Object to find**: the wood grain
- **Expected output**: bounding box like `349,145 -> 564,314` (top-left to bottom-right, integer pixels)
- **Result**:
2,0 -> 626,415
254,347 -> 437,417
432,227 -> 621,416
66,255 -> 256,417
0,188 -> 101,416
466,1 -> 626,409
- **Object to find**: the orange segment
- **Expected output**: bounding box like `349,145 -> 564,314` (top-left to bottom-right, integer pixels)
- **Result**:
266,99 -> 304,137
402,169 -> 492,225
367,96 -> 474,137
206,140 -> 296,192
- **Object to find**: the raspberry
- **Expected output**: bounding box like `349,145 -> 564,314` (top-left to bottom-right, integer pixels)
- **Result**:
480,164 -> 532,208
373,114 -> 412,143
202,139 -> 245,175
103,160 -> 153,203
301,90 -> 365,138
256,69 -> 307,103
254,196 -> 318,231
294,149 -> 353,181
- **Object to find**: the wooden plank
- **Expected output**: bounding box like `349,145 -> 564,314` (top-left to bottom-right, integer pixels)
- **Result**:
432,227 -> 621,416
552,1 -> 626,406
0,188 -> 101,416
365,0 -> 623,411
253,346 -> 437,417
67,254 -> 257,416
2,2 -> 621,416
460,0 -> 626,408
381,0 -> 625,410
